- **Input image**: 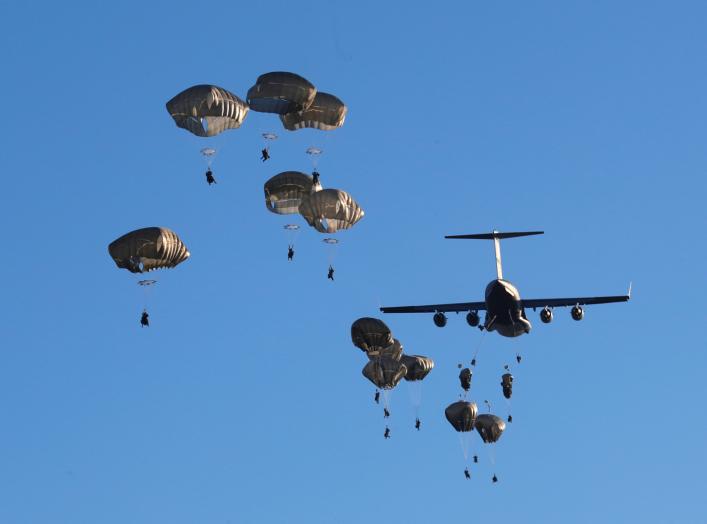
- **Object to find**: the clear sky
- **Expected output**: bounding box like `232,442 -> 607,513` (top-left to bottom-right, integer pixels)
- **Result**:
0,1 -> 705,522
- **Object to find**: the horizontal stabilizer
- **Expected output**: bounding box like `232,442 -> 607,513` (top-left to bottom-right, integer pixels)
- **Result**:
445,231 -> 544,240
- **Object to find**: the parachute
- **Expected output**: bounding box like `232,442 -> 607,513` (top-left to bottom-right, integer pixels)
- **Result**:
264,172 -> 315,215
362,357 -> 407,390
299,189 -> 364,234
376,338 -> 403,361
280,92 -> 347,131
401,355 -> 434,381
108,227 -> 190,274
247,72 -> 316,114
501,373 -> 513,399
445,401 -> 478,432
351,317 -> 394,354
166,85 -> 248,137
475,414 -> 506,443
459,368 -> 472,392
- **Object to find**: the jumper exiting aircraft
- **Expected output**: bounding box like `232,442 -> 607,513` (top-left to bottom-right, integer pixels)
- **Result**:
380,231 -> 630,338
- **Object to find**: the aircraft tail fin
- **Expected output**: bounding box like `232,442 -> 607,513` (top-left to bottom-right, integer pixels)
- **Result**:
444,230 -> 544,280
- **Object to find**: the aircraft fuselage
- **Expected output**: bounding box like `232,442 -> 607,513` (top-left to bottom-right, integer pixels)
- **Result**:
484,279 -> 532,337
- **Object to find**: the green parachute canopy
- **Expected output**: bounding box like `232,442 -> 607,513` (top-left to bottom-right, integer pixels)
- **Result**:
247,72 -> 316,114
109,227 -> 190,274
166,85 -> 248,137
280,92 -> 347,131
445,401 -> 478,432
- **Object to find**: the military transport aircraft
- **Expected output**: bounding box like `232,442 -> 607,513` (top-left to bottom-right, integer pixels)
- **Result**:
380,231 -> 630,338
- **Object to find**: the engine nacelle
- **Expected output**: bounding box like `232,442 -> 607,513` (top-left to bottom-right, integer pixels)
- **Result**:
571,305 -> 584,321
540,307 -> 553,324
466,311 -> 480,327
433,312 -> 447,327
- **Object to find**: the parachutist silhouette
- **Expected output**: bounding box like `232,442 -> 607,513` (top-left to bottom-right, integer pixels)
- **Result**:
140,310 -> 149,328
471,358 -> 476,367
384,427 -> 390,439
261,148 -> 270,162
205,169 -> 216,185
383,408 -> 390,418
516,354 -> 522,364
287,245 -> 294,261
328,265 -> 335,281
374,391 -> 380,404
492,474 -> 498,483
312,170 -> 320,186
464,468 -> 471,479
473,455 -> 478,464
415,418 -> 421,431
508,415 -> 513,423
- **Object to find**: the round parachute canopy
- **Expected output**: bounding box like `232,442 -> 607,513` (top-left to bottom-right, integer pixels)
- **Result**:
401,355 -> 434,381
264,172 -> 315,215
475,414 -> 506,443
247,72 -> 316,114
351,317 -> 394,354
262,132 -> 278,140
283,224 -> 300,231
299,189 -> 364,234
109,227 -> 190,274
166,85 -> 248,137
200,147 -> 217,158
445,401 -> 478,432
137,279 -> 157,287
374,338 -> 403,361
459,368 -> 472,391
280,92 -> 347,131
362,357 -> 407,390
323,238 -> 339,245
306,147 -> 323,156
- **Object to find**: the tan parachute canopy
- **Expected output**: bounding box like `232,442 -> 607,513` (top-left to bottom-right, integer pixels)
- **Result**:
362,357 -> 407,390
501,373 -> 513,399
475,414 -> 506,443
401,355 -> 434,381
247,72 -> 316,114
351,317 -> 393,353
166,85 -> 249,137
108,227 -> 190,274
280,92 -> 347,131
459,368 -> 472,392
299,189 -> 364,234
372,338 -> 403,361
264,172 -> 315,215
445,401 -> 478,432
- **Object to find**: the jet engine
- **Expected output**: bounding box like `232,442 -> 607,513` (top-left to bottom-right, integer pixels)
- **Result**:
466,311 -> 480,327
571,305 -> 584,321
540,307 -> 553,323
433,312 -> 447,327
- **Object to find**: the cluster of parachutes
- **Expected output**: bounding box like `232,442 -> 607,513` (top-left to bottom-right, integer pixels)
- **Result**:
165,72 -> 347,138
351,317 -> 434,390
264,171 -> 364,234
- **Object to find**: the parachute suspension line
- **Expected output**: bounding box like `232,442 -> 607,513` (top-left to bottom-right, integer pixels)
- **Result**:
471,328 -> 488,368
458,433 -> 470,461
382,388 -> 392,412
407,381 -> 423,419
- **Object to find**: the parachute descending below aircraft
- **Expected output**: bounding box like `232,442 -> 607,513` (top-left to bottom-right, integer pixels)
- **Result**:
166,85 -> 248,137
362,357 -> 407,390
247,72 -> 317,115
351,317 -> 394,355
108,227 -> 190,274
299,189 -> 364,234
401,355 -> 434,381
280,92 -> 347,131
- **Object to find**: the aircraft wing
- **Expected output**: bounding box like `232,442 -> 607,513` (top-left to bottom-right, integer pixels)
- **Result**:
380,301 -> 487,314
521,294 -> 630,309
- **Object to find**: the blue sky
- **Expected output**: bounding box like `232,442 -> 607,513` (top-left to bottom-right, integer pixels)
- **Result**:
0,1 -> 705,522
